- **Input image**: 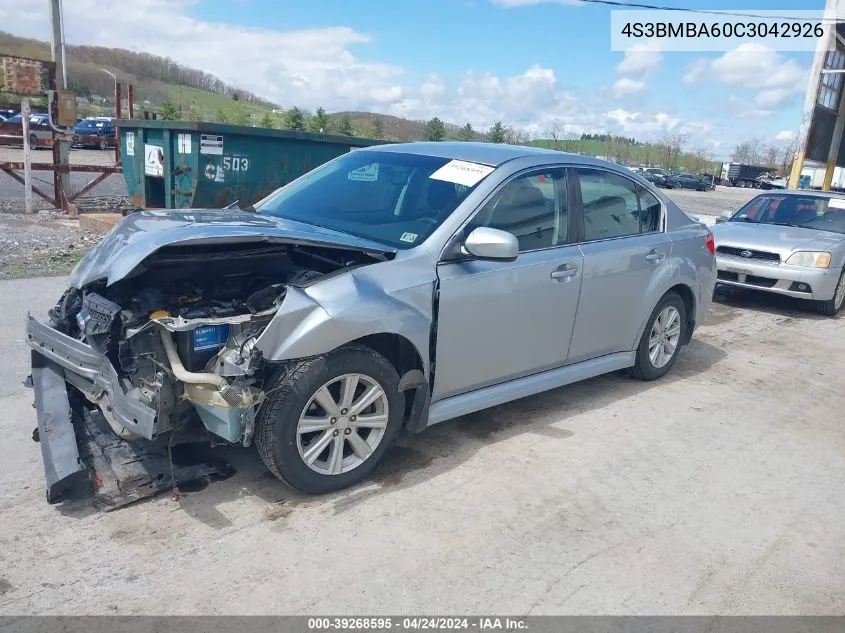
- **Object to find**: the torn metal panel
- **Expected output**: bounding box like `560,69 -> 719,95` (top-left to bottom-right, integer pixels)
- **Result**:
79,410 -> 233,511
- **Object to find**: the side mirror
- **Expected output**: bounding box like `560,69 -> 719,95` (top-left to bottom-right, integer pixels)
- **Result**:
715,217 -> 727,224
462,227 -> 519,262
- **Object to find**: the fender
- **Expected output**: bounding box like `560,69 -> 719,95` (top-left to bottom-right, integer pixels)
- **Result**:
254,268 -> 434,375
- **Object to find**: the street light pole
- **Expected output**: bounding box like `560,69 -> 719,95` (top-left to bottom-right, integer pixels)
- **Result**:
100,68 -> 117,110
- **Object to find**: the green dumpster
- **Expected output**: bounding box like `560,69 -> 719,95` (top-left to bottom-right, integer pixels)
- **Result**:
116,120 -> 384,210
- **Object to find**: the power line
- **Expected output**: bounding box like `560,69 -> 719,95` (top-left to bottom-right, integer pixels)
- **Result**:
578,0 -> 842,23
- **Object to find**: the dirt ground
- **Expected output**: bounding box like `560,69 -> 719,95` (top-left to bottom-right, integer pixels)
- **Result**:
1,273 -> 843,615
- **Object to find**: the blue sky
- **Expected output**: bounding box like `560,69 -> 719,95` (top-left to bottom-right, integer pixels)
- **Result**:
1,0 -> 827,158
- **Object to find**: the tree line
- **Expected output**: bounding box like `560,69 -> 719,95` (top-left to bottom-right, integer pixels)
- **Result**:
731,138 -> 797,175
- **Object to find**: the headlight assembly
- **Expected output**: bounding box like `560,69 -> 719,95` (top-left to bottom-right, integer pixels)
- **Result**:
785,251 -> 832,268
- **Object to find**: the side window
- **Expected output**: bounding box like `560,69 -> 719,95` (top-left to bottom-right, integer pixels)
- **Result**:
577,168 -> 662,240
469,169 -> 567,252
638,188 -> 662,232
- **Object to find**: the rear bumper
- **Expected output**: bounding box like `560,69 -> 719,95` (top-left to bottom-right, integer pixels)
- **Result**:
26,315 -> 157,439
715,254 -> 839,300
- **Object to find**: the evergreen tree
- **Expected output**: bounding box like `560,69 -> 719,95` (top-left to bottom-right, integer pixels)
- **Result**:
424,117 -> 446,141
458,122 -> 475,141
159,100 -> 180,120
488,121 -> 506,143
311,107 -> 330,133
284,107 -> 307,131
337,115 -> 354,136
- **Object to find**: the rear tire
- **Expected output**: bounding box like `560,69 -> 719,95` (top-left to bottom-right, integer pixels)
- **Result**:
815,268 -> 845,316
630,292 -> 687,381
255,344 -> 404,494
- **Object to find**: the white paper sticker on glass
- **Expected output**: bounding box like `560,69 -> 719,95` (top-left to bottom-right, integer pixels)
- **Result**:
828,197 -> 845,209
429,159 -> 494,187
348,163 -> 379,182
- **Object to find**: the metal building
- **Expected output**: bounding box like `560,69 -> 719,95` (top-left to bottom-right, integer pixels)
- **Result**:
790,0 -> 845,189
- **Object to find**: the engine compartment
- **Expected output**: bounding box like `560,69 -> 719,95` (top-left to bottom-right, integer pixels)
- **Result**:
46,240 -> 385,444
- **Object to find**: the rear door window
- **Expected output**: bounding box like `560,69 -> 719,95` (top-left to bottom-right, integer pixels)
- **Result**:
576,168 -> 663,240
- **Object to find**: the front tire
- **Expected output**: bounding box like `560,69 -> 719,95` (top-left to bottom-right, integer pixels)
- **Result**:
815,268 -> 845,316
630,292 -> 687,381
255,344 -> 404,494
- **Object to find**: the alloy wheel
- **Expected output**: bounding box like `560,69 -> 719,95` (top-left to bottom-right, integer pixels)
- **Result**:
296,373 -> 389,476
648,306 -> 681,368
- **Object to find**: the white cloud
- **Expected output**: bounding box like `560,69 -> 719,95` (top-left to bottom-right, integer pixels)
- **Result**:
612,78 -> 647,98
683,44 -> 808,112
616,40 -> 663,77
727,95 -> 774,119
1,0 -> 405,112
775,130 -> 798,142
755,88 -> 797,109
710,43 -> 807,90
0,0 -> 754,157
683,60 -> 708,84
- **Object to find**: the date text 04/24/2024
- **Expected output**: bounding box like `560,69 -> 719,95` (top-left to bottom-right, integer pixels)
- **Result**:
307,617 -> 528,631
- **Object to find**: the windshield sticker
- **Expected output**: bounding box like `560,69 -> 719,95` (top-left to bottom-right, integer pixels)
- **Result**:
348,163 -> 379,182
430,159 -> 494,187
399,232 -> 418,243
828,198 -> 845,209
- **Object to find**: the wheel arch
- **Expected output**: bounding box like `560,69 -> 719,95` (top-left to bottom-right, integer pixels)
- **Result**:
633,282 -> 697,351
344,333 -> 430,434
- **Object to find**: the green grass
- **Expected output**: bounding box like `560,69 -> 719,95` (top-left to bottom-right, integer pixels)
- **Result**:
166,86 -> 277,124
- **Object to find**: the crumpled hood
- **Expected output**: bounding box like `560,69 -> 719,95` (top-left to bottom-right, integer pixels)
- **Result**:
711,221 -> 845,258
70,209 -> 394,288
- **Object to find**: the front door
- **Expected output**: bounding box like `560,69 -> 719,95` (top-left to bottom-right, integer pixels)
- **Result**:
567,167 -> 670,364
433,167 -> 584,401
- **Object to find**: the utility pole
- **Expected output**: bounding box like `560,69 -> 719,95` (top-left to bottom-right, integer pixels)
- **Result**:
22,99 -> 34,214
49,0 -> 71,210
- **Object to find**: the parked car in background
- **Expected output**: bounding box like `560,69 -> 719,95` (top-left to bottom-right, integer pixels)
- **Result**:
672,172 -> 713,191
711,190 -> 845,315
0,112 -> 53,149
26,141 -> 716,505
72,116 -> 116,149
642,168 -> 679,189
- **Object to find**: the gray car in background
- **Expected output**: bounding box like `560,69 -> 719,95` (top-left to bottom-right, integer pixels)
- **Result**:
26,142 -> 717,503
711,190 -> 845,315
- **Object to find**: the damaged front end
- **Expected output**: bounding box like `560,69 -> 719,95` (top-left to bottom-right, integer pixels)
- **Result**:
26,214 -> 392,508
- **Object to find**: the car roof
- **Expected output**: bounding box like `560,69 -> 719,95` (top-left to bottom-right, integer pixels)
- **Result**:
367,141 -> 616,168
753,189 -> 845,199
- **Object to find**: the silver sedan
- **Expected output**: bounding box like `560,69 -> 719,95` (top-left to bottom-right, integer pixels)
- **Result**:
26,142 -> 716,503
711,190 -> 845,315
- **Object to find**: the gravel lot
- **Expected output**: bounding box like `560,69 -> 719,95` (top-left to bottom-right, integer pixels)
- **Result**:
0,146 -> 127,214
1,250 -> 844,613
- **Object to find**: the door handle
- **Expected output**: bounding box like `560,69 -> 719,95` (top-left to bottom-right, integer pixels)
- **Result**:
646,250 -> 665,263
551,266 -> 578,280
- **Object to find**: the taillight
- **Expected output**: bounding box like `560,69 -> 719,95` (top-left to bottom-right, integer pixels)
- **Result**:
705,231 -> 715,255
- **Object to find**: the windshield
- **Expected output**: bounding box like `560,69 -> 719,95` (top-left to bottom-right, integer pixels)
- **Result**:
77,119 -> 106,129
730,194 -> 845,234
255,150 -> 491,249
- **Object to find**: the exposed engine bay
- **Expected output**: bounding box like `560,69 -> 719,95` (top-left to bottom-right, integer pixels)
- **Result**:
45,241 -> 384,449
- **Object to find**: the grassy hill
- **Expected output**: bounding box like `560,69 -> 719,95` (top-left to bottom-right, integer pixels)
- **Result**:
0,30 -> 718,171
0,31 -> 276,113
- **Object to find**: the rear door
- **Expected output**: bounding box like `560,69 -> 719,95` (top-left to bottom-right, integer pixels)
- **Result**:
566,167 -> 669,364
